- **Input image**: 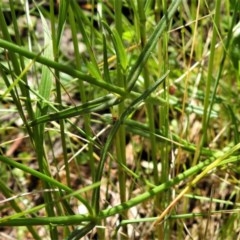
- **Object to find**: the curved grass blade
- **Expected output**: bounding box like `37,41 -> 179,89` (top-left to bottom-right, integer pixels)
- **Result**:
29,94 -> 122,126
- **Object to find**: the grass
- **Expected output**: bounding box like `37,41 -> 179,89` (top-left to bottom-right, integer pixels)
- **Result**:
0,0 -> 240,239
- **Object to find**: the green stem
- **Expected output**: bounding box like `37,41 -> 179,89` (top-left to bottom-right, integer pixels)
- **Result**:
69,4 -> 95,180
114,1 -> 128,238
202,0 -> 221,144
0,39 -> 125,96
138,0 -> 159,185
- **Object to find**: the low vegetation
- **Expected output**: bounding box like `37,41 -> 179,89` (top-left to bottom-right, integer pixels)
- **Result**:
0,0 -> 240,239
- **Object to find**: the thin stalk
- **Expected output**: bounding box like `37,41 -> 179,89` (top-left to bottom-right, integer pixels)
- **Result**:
114,1 -> 128,239
156,0 -> 171,238
0,39 -> 126,96
69,5 -> 95,180
202,0 -> 221,144
69,2 -> 97,238
51,2 -> 71,238
53,0 -> 71,190
138,0 -> 159,207
185,0 -> 202,167
32,124 -> 58,238
114,0 -> 126,200
0,215 -> 95,226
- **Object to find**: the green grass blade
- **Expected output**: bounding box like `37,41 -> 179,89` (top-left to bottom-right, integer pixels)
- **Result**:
66,222 -> 96,240
126,0 -> 182,91
102,21 -> 128,71
202,0 -> 221,143
56,0 -> 69,49
32,9 -> 58,238
0,215 -> 95,226
69,1 -> 102,79
0,39 -> 125,95
35,11 -> 53,119
29,94 -> 121,126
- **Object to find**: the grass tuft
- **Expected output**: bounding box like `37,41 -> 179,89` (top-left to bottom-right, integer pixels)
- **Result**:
0,1 -> 240,239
